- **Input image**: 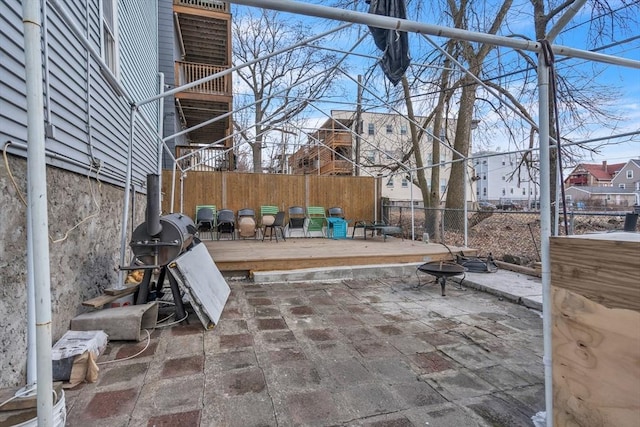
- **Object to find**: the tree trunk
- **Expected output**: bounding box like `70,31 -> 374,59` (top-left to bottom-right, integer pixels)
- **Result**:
445,75 -> 477,231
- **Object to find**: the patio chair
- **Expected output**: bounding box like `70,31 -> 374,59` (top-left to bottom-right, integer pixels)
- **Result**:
306,206 -> 326,237
217,209 -> 236,240
326,206 -> 349,239
262,211 -> 287,242
288,206 -> 306,238
195,205 -> 217,227
195,207 -> 216,240
237,208 -> 257,239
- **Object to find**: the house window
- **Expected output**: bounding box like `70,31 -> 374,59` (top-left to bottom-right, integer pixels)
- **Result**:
427,153 -> 432,166
502,175 -> 506,181
502,157 -> 506,166
502,188 -> 506,196
365,150 -> 376,163
401,177 -> 408,188
368,123 -> 375,135
483,188 -> 487,196
386,124 -> 393,134
522,188 -> 526,195
101,0 -> 118,75
627,170 -> 633,179
400,124 -> 407,135
510,188 -> 514,194
483,175 -> 486,180
386,176 -> 394,187
619,184 -> 626,189
440,179 -> 447,193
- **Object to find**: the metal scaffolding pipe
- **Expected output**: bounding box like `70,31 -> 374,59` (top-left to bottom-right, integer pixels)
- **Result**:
226,0 -> 640,69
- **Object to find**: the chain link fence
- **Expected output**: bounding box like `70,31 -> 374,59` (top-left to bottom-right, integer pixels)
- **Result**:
383,205 -> 638,266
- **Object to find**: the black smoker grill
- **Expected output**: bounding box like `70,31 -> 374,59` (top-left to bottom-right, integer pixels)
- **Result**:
126,174 -> 198,320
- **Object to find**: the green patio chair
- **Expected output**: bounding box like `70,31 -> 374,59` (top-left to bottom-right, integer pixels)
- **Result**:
260,205 -> 278,239
306,206 -> 326,237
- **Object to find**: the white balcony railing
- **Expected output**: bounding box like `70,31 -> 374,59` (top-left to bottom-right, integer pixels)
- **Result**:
175,61 -> 230,96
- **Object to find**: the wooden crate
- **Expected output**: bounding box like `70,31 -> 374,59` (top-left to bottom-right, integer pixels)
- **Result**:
550,232 -> 640,426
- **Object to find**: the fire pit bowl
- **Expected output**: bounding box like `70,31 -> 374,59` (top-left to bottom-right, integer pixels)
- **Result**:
416,261 -> 467,296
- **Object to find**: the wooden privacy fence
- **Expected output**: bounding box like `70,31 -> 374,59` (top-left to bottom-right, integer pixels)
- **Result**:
161,170 -> 379,223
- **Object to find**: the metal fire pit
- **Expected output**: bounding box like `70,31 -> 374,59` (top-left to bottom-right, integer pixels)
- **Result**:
416,261 -> 466,296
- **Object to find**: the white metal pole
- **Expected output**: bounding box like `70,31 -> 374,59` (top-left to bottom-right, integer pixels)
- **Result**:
22,0 -> 54,424
157,72 -> 165,212
410,171 -> 415,241
170,161 -> 177,214
463,159 -> 468,247
25,198 -> 37,387
538,56 -> 554,427
116,108 -> 137,289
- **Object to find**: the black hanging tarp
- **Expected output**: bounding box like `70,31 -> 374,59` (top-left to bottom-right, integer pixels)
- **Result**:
366,0 -> 410,86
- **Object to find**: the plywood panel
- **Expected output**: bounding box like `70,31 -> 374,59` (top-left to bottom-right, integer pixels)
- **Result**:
552,287 -> 640,427
550,233 -> 640,311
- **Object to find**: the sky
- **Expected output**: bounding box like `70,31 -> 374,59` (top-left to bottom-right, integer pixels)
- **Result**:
230,1 -> 639,167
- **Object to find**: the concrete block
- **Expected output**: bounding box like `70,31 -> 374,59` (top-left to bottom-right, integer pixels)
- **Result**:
71,303 -> 158,341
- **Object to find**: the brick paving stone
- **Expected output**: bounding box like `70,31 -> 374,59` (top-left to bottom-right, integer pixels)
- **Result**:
115,341 -> 158,359
339,326 -> 377,342
254,306 -> 281,317
425,370 -> 495,400
365,359 -> 418,383
308,295 -> 336,305
415,330 -> 465,347
146,409 -> 201,426
213,318 -> 248,334
389,380 -> 447,407
337,384 -> 402,418
440,345 -> 498,369
374,324 -> 404,336
170,322 -> 203,336
289,305 -> 314,316
324,313 -> 363,327
84,388 -> 138,419
247,297 -> 273,306
98,362 -> 148,387
362,416 -> 415,427
267,364 -> 323,389
303,328 -> 338,342
218,332 -> 253,349
267,347 -> 308,364
164,334 -> 205,356
324,358 -> 372,386
285,390 -> 340,425
256,330 -> 296,345
220,367 -> 266,396
256,317 -> 288,330
219,306 -> 243,319
354,340 -> 404,358
161,355 -> 204,378
466,394 -> 536,427
410,351 -> 455,373
471,365 -> 531,391
206,349 -> 258,371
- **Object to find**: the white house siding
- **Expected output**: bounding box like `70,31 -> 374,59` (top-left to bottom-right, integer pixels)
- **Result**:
0,0 -> 158,386
473,151 -> 538,205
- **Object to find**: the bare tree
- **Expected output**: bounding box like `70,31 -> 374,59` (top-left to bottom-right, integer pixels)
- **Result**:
232,9 -> 345,172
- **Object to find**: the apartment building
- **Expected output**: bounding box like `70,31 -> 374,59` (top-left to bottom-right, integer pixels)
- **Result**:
160,0 -> 233,171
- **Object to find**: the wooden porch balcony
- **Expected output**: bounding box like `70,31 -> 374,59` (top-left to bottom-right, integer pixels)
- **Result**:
320,160 -> 353,175
174,0 -> 229,13
175,61 -> 231,99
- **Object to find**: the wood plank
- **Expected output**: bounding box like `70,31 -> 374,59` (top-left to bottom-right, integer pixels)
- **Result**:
552,287 -> 640,427
203,238 -> 474,273
103,283 -> 139,296
494,260 -> 541,277
82,285 -> 137,308
0,382 -> 63,412
550,234 -> 640,311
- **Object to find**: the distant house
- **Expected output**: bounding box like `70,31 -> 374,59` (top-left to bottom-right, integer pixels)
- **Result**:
472,150 -> 539,206
611,159 -> 640,191
564,186 -> 636,209
564,161 -> 626,187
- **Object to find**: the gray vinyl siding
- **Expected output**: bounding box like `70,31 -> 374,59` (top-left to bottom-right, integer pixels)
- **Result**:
0,0 -> 159,188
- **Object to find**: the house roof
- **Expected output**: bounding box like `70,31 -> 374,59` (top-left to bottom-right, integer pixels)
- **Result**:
577,162 -> 626,181
567,186 -> 636,195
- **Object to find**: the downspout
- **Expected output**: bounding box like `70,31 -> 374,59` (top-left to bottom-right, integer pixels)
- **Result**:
537,54 -> 553,427
22,0 -> 54,424
116,108 -> 138,290
40,0 -> 52,130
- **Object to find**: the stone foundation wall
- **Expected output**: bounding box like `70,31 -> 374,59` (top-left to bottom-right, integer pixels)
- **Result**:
0,154 -> 146,387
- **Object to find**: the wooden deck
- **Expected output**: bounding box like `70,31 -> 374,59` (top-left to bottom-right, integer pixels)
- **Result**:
202,236 -> 476,273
